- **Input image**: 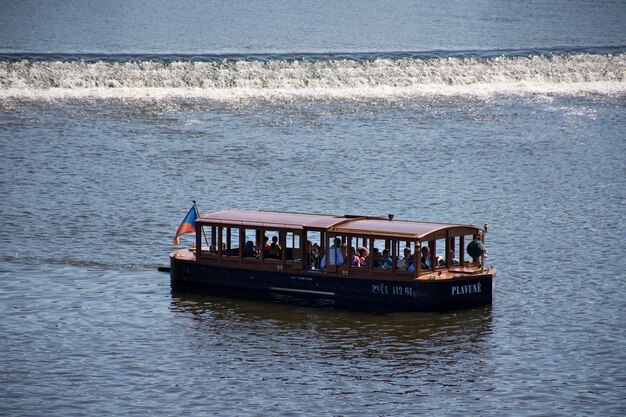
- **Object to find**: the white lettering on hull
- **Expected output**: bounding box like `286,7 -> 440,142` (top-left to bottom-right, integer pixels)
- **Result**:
372,284 -> 413,296
451,283 -> 481,295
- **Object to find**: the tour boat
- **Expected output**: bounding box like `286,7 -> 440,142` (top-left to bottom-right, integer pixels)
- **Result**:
169,207 -> 495,311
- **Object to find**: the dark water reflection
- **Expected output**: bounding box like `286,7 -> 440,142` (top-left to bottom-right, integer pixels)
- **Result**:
170,292 -> 495,355
169,292 -> 496,414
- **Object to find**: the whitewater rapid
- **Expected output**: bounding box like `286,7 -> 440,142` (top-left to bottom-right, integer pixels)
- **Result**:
1,50 -> 624,101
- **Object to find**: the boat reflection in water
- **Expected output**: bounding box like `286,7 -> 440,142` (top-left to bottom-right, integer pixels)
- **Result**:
170,294 -> 497,390
170,293 -> 492,353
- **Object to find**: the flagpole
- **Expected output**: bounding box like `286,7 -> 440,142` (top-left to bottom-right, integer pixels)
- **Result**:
193,200 -> 209,248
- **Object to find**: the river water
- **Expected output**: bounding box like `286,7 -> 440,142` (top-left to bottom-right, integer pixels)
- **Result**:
1,1 -> 625,416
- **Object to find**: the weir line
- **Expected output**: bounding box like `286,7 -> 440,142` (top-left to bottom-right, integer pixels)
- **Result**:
1,49 -> 624,100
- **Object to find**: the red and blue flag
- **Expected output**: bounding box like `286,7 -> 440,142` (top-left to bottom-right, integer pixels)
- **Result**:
173,205 -> 198,245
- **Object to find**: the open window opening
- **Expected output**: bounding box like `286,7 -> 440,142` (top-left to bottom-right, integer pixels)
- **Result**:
220,226 -> 240,259
242,228 -> 258,259
284,231 -> 301,265
198,225 -> 215,257
322,234 -> 345,271
395,240 -> 416,273
305,231 -> 322,270
371,238 -> 392,270
261,230 -> 281,261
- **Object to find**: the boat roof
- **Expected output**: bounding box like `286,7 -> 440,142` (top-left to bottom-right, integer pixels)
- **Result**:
197,210 -> 479,240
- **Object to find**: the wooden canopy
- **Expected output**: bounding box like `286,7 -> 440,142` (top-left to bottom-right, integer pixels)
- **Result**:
197,210 -> 479,240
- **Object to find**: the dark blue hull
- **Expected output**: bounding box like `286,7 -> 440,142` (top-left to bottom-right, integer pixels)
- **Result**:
171,258 -> 494,311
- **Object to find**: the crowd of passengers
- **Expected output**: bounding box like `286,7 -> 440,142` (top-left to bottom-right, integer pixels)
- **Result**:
242,235 -> 284,259
239,236 -> 459,271
312,237 -> 458,271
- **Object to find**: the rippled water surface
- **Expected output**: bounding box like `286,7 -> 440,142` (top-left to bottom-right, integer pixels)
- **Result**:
1,1 -> 626,416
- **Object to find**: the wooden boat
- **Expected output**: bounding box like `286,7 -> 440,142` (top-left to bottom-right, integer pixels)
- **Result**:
169,209 -> 495,311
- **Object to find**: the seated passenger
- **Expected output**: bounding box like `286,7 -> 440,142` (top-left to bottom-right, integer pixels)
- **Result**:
449,251 -> 460,266
372,248 -> 383,268
382,249 -> 393,269
243,241 -> 257,258
407,247 -> 430,272
348,247 -> 360,267
320,238 -> 344,270
316,245 -> 324,269
421,246 -> 431,269
396,247 -> 412,270
269,236 -> 282,259
259,235 -> 271,259
358,247 -> 368,266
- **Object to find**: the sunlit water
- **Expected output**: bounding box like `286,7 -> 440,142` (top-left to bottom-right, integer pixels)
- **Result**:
1,1 -> 626,416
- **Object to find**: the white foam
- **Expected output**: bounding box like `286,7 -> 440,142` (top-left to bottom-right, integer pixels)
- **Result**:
0,53 -> 624,101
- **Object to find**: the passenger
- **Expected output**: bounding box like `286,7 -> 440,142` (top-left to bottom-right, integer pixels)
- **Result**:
348,247 -> 360,267
311,243 -> 321,268
372,248 -> 383,268
358,246 -> 368,266
449,250 -> 460,266
261,235 -> 271,259
435,254 -> 458,267
396,247 -> 412,270
243,241 -> 257,258
269,236 -> 282,259
382,249 -> 393,268
421,246 -> 431,269
467,231 -> 486,264
320,238 -> 344,270
316,244 -> 324,269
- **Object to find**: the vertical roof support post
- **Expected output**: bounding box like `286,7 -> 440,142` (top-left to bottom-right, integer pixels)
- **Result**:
450,236 -> 456,264
368,237 -> 374,277
325,233 -> 333,273
445,230 -> 451,269
280,229 -> 286,266
459,235 -> 465,265
217,226 -> 223,262
299,230 -> 305,269
391,238 -> 396,273
414,240 -> 421,278
238,227 -> 244,263
472,232 -> 478,265
196,224 -> 202,258
430,240 -> 436,271
346,236 -> 352,273
259,228 -> 265,264
481,223 -> 488,271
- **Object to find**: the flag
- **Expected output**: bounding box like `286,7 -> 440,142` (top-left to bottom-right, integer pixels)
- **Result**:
173,205 -> 198,245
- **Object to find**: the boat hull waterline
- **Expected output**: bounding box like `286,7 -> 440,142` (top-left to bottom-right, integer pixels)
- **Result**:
170,257 -> 495,311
